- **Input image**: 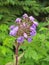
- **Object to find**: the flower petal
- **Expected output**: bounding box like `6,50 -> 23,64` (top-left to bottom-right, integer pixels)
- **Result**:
9,30 -> 16,36
10,25 -> 15,30
23,13 -> 28,19
28,37 -> 32,42
23,33 -> 28,38
30,31 -> 36,36
15,18 -> 21,23
33,21 -> 38,26
17,36 -> 24,43
29,16 -> 34,22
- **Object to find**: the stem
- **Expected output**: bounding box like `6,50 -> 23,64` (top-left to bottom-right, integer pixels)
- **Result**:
18,52 -> 24,61
16,43 -> 20,65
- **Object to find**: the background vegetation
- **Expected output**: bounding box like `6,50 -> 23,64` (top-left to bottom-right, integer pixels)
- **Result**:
0,0 -> 49,65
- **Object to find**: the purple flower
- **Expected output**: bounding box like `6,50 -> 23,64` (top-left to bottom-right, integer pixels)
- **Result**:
9,26 -> 19,36
23,13 -> 28,19
31,24 -> 36,29
9,30 -> 16,36
27,37 -> 32,42
33,21 -> 38,26
30,26 -> 35,31
15,18 -> 21,23
30,31 -> 36,36
17,36 -> 24,43
23,33 -> 28,38
13,26 -> 19,32
9,14 -> 38,44
29,16 -> 34,22
10,25 -> 15,30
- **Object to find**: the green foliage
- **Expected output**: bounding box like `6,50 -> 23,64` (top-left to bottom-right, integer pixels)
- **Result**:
0,0 -> 49,24
19,24 -> 49,65
0,24 -> 15,65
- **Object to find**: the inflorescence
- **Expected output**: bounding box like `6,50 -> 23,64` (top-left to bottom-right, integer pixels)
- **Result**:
9,13 -> 38,43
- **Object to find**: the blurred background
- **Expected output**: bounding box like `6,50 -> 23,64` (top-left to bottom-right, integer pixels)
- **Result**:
0,0 -> 49,65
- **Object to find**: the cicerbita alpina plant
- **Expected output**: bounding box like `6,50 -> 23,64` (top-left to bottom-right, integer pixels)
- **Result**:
9,13 -> 38,65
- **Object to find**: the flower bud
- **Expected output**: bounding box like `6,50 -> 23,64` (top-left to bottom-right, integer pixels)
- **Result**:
23,33 -> 28,38
33,21 -> 38,26
15,18 -> 21,23
28,37 -> 32,42
29,16 -> 34,22
17,36 -> 24,43
23,13 -> 28,19
10,25 -> 15,30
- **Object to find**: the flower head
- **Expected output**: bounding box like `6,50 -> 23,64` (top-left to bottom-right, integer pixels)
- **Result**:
9,13 -> 38,44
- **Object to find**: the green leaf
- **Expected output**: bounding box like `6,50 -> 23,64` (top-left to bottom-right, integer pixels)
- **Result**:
24,47 -> 42,61
3,36 -> 15,48
0,24 -> 8,32
0,15 -> 3,20
44,56 -> 49,61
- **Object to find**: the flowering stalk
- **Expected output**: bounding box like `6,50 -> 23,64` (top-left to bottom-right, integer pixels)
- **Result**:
16,43 -> 20,65
9,13 -> 38,65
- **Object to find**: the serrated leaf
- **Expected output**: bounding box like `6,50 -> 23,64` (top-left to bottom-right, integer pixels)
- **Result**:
24,48 -> 40,61
3,36 -> 15,48
43,56 -> 49,61
0,24 -> 8,32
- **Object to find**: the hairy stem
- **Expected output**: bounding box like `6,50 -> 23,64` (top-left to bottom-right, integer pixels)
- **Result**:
16,43 -> 20,65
